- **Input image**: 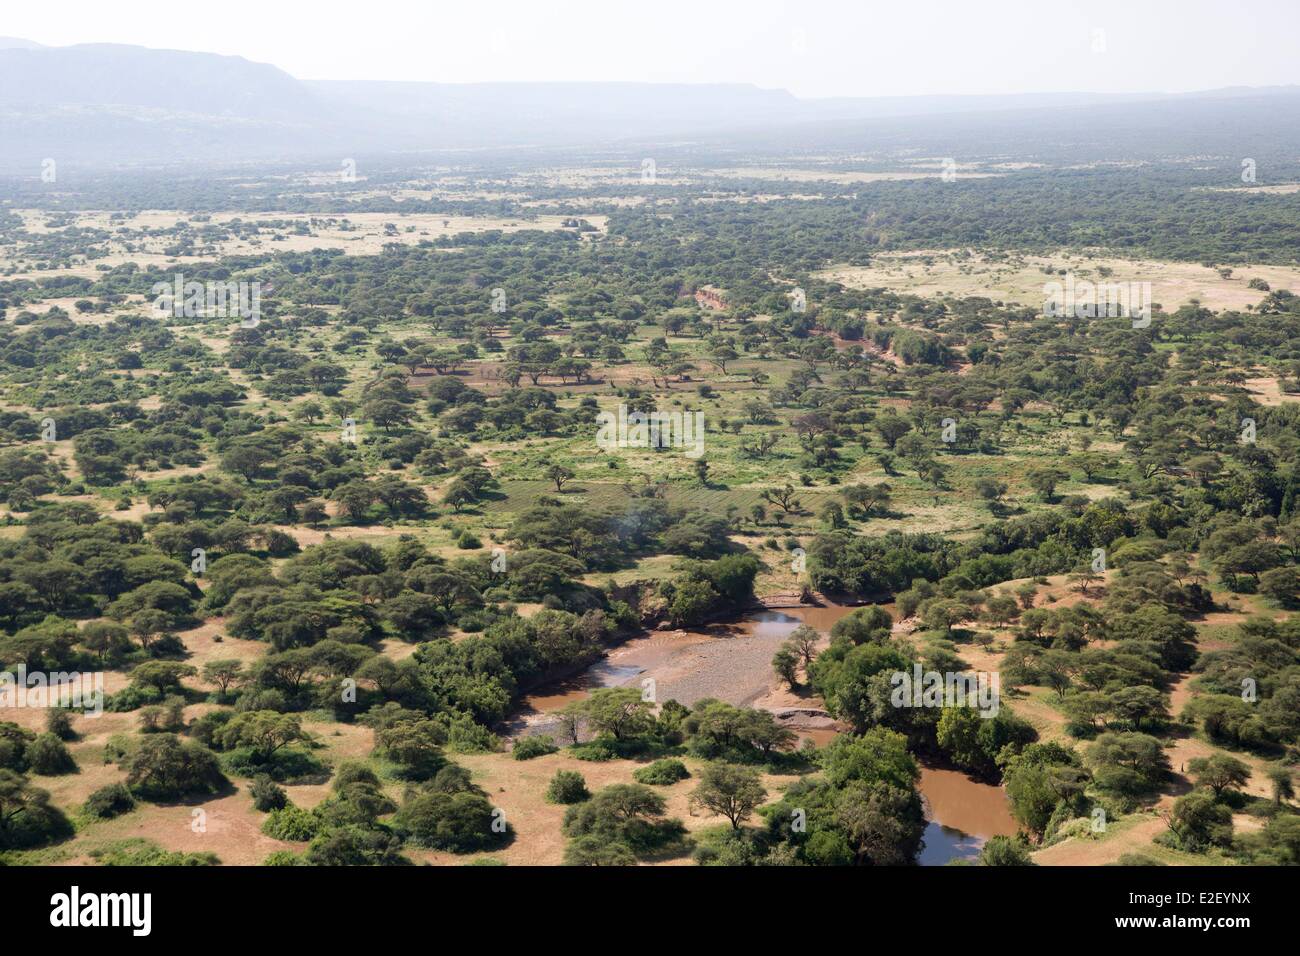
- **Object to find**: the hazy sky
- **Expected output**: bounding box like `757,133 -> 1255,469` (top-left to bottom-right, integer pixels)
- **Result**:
7,0 -> 1299,98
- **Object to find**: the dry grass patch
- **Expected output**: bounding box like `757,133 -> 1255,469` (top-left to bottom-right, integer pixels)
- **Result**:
818,249 -> 1300,313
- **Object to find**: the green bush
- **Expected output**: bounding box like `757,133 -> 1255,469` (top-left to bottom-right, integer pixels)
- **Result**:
27,733 -> 77,775
0,722 -> 34,772
512,735 -> 558,760
122,734 -> 225,801
89,838 -> 218,866
222,746 -> 327,784
978,835 -> 1037,865
45,709 -> 76,741
563,834 -> 637,866
263,850 -> 309,866
83,783 -> 136,820
261,805 -> 321,842
305,825 -> 409,866
633,759 -> 690,786
393,791 -> 511,852
249,774 -> 288,812
570,738 -> 620,761
562,783 -> 688,857
545,770 -> 590,804
446,717 -> 500,755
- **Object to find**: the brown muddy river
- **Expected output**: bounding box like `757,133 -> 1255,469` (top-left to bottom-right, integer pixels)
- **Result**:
510,604 -> 1018,864
917,765 -> 1019,865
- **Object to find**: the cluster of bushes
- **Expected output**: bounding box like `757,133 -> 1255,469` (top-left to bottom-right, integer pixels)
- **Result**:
1186,617 -> 1300,751
258,758 -> 509,864
104,732 -> 227,801
737,730 -> 927,866
510,499 -> 743,571
806,611 -> 1036,780
658,554 -> 761,627
563,784 -> 688,864
0,720 -> 77,776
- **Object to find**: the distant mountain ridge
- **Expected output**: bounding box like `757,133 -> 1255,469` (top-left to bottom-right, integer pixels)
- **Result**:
1,39 -> 1298,167
0,42 -> 328,120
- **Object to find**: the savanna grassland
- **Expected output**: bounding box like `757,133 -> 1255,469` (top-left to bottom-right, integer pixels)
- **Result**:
0,145 -> 1298,869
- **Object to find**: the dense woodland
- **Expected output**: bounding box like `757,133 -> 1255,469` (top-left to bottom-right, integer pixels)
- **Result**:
0,133 -> 1297,867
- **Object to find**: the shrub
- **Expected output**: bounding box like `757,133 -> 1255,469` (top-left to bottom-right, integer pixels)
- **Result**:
446,717 -> 500,754
27,733 -> 77,775
249,774 -> 289,812
1159,790 -> 1233,852
562,783 -> 688,856
261,805 -> 321,842
545,770 -> 590,804
0,721 -> 34,771
512,735 -> 558,760
374,718 -> 447,781
979,835 -> 1037,866
89,838 -> 218,866
570,738 -> 619,762
430,764 -> 477,794
305,825 -> 409,866
1051,816 -> 1100,843
222,746 -> 327,784
456,610 -> 492,632
263,850 -> 309,866
393,791 -> 511,852
101,734 -> 134,765
633,758 -> 690,786
83,783 -> 136,820
45,710 -> 76,741
563,834 -> 636,866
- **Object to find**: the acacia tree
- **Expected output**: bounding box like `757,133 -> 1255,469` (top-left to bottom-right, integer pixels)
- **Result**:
1027,466 -> 1066,501
123,735 -> 225,800
1266,765 -> 1294,806
761,484 -> 801,515
546,464 -> 575,492
789,623 -> 820,669
1187,754 -> 1251,799
772,643 -> 800,689
581,688 -> 654,741
920,598 -> 970,636
689,763 -> 766,830
201,659 -> 246,699
1068,562 -> 1102,594
215,711 -> 306,761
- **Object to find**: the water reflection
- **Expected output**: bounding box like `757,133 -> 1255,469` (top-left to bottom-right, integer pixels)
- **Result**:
917,765 -> 1019,865
920,821 -> 987,865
